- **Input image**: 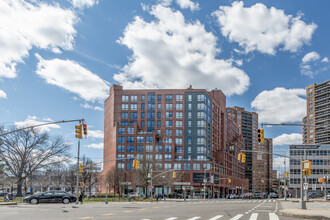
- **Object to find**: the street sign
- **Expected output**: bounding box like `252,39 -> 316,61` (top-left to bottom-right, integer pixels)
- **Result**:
257,153 -> 262,160
303,183 -> 308,190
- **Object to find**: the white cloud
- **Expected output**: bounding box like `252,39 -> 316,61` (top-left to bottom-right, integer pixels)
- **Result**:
0,90 -> 7,99
87,143 -> 103,149
81,103 -> 103,111
0,0 -> 78,78
273,157 -> 289,169
213,1 -> 317,55
251,87 -> 306,123
35,54 -> 109,102
15,116 -> 60,132
70,0 -> 98,9
88,130 -> 104,139
115,5 -> 250,96
302,51 -> 320,63
300,52 -> 329,77
176,0 -> 199,11
273,133 -> 302,146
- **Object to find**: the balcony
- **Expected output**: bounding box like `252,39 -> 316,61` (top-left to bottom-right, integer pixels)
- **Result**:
315,94 -> 330,103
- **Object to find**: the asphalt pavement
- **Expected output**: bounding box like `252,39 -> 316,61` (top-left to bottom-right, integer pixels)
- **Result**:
0,199 -> 298,220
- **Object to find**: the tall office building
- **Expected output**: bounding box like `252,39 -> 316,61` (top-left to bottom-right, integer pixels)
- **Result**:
226,107 -> 258,191
303,80 -> 330,144
102,85 -> 248,197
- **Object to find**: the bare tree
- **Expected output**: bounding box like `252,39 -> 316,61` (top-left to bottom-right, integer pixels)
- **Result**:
0,127 -> 70,196
80,156 -> 98,196
106,166 -> 123,197
64,165 -> 77,194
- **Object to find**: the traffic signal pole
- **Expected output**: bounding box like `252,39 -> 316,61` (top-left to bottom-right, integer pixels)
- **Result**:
75,138 -> 80,204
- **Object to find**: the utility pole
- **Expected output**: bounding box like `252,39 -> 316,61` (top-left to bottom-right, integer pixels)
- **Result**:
75,138 -> 80,204
299,149 -> 306,209
150,168 -> 153,203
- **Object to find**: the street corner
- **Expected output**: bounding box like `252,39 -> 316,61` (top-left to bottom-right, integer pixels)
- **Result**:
279,209 -> 330,220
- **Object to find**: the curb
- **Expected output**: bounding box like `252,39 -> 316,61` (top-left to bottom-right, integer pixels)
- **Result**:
0,202 -> 18,206
278,210 -> 330,220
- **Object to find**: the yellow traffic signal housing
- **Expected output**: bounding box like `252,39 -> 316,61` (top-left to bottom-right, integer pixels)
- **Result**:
78,182 -> 85,187
173,171 -> 176,178
258,128 -> 265,143
238,153 -> 242,162
83,124 -> 88,138
241,154 -> 246,163
228,179 -> 231,183
307,170 -> 312,176
79,164 -> 84,173
75,124 -> 82,139
135,160 -> 140,169
261,180 -> 264,183
133,159 -> 136,168
285,171 -> 289,178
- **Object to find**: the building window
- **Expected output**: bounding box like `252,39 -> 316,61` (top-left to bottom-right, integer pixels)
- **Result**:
197,138 -> 205,144
197,112 -> 205,119
166,95 -> 173,102
164,163 -> 172,170
166,112 -> 173,119
197,94 -> 204,101
197,103 -> 205,110
117,154 -> 125,161
148,112 -> 155,119
157,94 -> 162,102
174,163 -> 182,170
166,104 -> 173,110
121,112 -> 128,119
165,145 -> 172,152
175,129 -> 182,136
155,154 -> 162,161
122,95 -> 129,102
197,120 -> 205,127
127,127 -> 134,134
118,136 -> 125,143
146,145 -> 153,152
148,93 -> 155,102
157,120 -> 161,127
127,136 -> 134,143
188,129 -> 192,136
166,121 -> 173,127
141,95 -> 145,102
127,145 -> 134,152
176,121 -> 183,127
141,121 -> 145,128
137,136 -> 144,143
188,112 -> 192,119
121,104 -> 128,110
184,163 -> 191,170
203,163 -> 210,170
118,127 -> 125,134
197,129 -> 205,136
188,121 -> 192,127
127,163 -> 133,170
175,138 -> 183,145
118,163 -> 125,170
166,129 -> 172,136
136,145 -> 143,152
165,138 -> 172,143
117,145 -> 125,152
131,104 -> 137,110
130,112 -> 137,119
156,145 -> 162,152
175,146 -> 183,153
193,163 -> 201,170
141,112 -> 145,119
176,103 -> 183,110
148,104 -> 155,110
176,94 -> 183,101
146,136 -> 153,143
147,120 -> 155,128
188,95 -> 192,101
188,103 -> 192,110
131,95 -> 138,102
176,112 -> 183,119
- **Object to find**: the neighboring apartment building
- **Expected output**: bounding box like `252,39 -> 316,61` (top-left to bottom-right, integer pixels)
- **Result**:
226,107 -> 259,192
289,144 -> 330,197
271,170 -> 279,194
102,85 -> 248,197
303,80 -> 330,144
253,138 -> 273,193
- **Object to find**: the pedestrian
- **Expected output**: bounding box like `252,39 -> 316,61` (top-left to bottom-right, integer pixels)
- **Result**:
79,191 -> 85,204
163,194 -> 166,201
4,194 -> 9,202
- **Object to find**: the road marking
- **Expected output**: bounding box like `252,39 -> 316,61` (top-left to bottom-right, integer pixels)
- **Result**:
268,200 -> 272,202
123,210 -> 133,213
138,208 -> 146,210
101,213 -> 112,216
209,215 -> 223,220
269,213 -> 279,220
165,218 -> 178,220
187,217 -> 201,220
78,217 -> 93,219
249,213 -> 258,220
152,207 -> 160,208
230,214 -> 243,220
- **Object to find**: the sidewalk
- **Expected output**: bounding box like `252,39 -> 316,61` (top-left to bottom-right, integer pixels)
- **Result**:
278,199 -> 330,219
0,202 -> 18,206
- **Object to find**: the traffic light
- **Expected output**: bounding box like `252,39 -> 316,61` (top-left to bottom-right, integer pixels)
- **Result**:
285,171 -> 289,178
75,124 -> 82,139
133,159 -> 140,169
228,179 -> 231,183
79,164 -> 84,173
307,170 -> 312,176
78,182 -> 85,187
173,171 -> 176,178
261,180 -> 264,184
258,128 -> 264,143
241,153 -> 246,163
238,153 -> 242,162
83,124 -> 87,138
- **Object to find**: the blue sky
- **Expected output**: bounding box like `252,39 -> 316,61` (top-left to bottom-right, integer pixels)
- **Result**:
0,0 -> 329,171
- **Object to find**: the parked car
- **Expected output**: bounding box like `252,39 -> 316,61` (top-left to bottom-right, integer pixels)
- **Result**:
269,193 -> 278,198
253,192 -> 263,199
242,193 -> 253,199
308,192 -> 320,199
24,190 -> 77,204
168,192 -> 183,199
127,192 -> 140,198
326,192 -> 330,200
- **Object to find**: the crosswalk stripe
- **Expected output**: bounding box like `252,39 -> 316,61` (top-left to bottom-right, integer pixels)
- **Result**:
249,213 -> 258,220
230,214 -> 243,220
269,213 -> 279,220
268,200 -> 271,202
165,218 -> 178,220
273,200 -> 275,202
208,215 -> 223,220
187,217 -> 201,220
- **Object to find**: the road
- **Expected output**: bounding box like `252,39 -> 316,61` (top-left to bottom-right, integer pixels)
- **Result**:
0,199 -> 297,220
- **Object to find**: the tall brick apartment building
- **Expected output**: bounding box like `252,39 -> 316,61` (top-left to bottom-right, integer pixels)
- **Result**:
102,85 -> 248,197
303,80 -> 330,144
